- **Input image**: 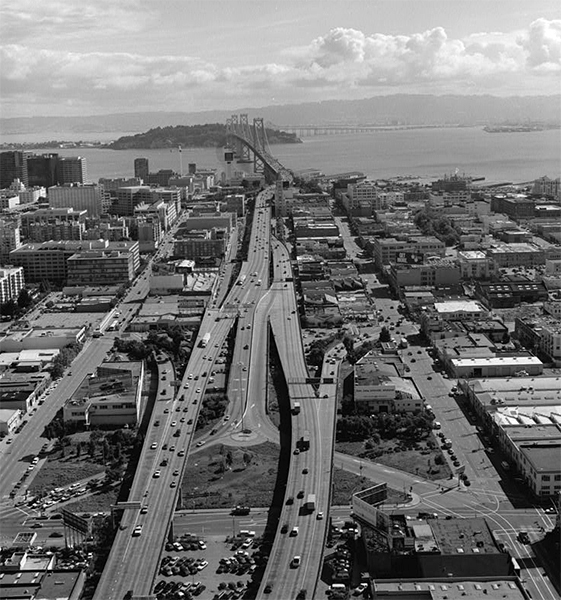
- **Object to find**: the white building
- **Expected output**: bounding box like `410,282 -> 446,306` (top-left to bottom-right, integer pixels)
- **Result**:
0,267 -> 25,304
48,184 -> 110,217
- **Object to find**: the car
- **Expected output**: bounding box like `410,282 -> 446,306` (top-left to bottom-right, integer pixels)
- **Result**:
31,522 -> 43,528
196,441 -> 206,447
178,449 -> 185,456
180,417 -> 186,423
133,525 -> 142,536
355,583 -> 368,595
291,555 -> 301,568
176,406 -> 181,412
50,531 -> 63,538
164,408 -> 169,414
170,481 -> 177,488
196,388 -> 201,393
224,415 -> 230,421
171,421 -> 177,427
280,523 -> 289,533
187,419 -> 193,425
290,527 -> 299,537
317,512 -> 324,520
293,448 -> 300,455
264,585 -> 272,594
188,374 -> 193,380
183,407 -> 188,413
169,445 -> 175,451
302,468 -> 309,474
286,496 -> 294,505
297,490 -> 304,499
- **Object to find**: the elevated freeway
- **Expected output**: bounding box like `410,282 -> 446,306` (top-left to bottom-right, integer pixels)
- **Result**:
94,169 -> 336,599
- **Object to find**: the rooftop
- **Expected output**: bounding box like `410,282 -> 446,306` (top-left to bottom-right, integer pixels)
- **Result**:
429,518 -> 499,556
373,579 -> 525,599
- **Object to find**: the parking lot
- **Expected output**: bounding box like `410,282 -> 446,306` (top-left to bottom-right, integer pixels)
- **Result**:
152,529 -> 266,599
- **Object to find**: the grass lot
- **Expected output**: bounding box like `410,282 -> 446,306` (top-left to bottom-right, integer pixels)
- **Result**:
182,442 -> 280,509
336,437 -> 452,481
28,460 -> 105,496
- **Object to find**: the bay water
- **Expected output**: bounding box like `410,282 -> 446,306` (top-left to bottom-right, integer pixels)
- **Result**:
10,127 -> 561,185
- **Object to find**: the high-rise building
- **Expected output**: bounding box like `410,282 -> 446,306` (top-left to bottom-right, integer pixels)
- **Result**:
57,156 -> 87,184
27,153 -> 59,188
0,267 -> 25,304
0,151 -> 29,189
134,158 -> 149,181
0,217 -> 22,263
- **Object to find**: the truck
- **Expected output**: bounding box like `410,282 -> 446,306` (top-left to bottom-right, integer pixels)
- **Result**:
199,332 -> 210,348
399,338 -> 408,349
292,401 -> 301,415
299,431 -> 310,451
237,275 -> 246,286
305,494 -> 316,511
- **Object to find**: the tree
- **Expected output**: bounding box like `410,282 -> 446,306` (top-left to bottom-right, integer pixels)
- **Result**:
17,288 -> 33,310
379,326 -> 392,343
1,299 -> 18,318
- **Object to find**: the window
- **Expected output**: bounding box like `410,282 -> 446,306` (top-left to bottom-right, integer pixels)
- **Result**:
542,475 -> 551,481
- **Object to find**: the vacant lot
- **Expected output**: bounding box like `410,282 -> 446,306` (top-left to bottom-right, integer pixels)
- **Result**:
29,460 -> 105,496
336,437 -> 452,481
183,442 -> 281,509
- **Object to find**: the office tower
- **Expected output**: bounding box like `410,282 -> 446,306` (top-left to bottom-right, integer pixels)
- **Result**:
27,154 -> 59,188
134,158 -> 149,181
0,151 -> 29,189
188,163 -> 197,175
57,156 -> 87,184
0,267 -> 25,304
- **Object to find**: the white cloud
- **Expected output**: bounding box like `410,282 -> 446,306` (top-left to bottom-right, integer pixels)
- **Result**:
1,19 -> 560,117
518,18 -> 561,69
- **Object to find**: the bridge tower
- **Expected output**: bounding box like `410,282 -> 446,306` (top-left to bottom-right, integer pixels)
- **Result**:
237,114 -> 252,163
252,118 -> 266,174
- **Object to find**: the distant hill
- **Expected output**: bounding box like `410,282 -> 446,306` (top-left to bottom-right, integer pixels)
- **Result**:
107,123 -> 301,149
2,94 -> 559,137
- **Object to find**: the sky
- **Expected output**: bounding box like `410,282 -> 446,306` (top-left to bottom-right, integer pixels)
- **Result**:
0,0 -> 560,118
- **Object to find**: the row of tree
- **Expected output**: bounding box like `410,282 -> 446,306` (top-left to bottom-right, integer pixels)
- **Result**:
337,411 -> 433,443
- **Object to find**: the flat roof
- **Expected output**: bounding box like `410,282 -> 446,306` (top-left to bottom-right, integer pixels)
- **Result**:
374,579 -> 524,599
429,518 -> 498,555
434,300 -> 484,313
519,443 -> 561,472
452,356 -> 543,367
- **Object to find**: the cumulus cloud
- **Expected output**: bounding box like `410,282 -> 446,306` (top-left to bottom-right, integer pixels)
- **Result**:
519,18 -> 561,69
1,18 -> 560,117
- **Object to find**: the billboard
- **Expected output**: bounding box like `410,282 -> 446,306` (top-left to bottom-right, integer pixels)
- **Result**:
62,509 -> 90,535
395,251 -> 423,265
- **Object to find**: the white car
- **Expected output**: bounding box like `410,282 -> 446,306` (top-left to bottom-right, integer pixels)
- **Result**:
133,525 -> 143,536
153,471 -> 161,478
196,441 -> 206,448
355,583 -> 368,595
150,442 -> 157,449
171,421 -> 177,427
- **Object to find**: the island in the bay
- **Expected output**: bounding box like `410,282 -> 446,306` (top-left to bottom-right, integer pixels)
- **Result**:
107,123 -> 302,150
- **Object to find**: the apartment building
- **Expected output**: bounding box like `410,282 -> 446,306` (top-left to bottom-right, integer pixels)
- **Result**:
487,242 -> 545,268
0,218 -> 22,263
174,229 -> 227,259
0,267 -> 25,304
20,208 -> 87,242
48,184 -> 109,217
56,156 -> 87,184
